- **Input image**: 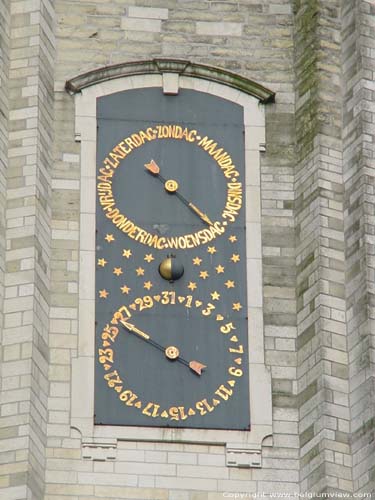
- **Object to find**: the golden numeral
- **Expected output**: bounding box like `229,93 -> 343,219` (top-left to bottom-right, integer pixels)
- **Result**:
228,366 -> 243,377
119,389 -> 139,406
169,406 -> 188,421
196,399 -> 214,416
202,303 -> 215,316
229,344 -> 244,354
104,370 -> 122,387
161,291 -> 176,305
142,402 -> 161,418
98,348 -> 113,364
101,324 -> 119,342
119,305 -> 132,318
111,306 -> 132,325
215,384 -> 233,401
220,322 -> 236,334
185,295 -> 193,308
135,295 -> 154,311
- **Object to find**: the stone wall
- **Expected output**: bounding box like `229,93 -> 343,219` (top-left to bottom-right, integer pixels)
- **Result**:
295,0 -> 350,493
342,0 -> 375,493
294,0 -> 375,494
0,0 -> 10,491
0,0 -> 55,497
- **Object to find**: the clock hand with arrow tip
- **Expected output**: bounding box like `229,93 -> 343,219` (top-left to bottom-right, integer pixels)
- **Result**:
120,319 -> 207,376
145,159 -> 214,226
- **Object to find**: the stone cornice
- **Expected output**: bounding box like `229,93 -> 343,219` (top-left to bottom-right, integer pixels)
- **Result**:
65,58 -> 275,104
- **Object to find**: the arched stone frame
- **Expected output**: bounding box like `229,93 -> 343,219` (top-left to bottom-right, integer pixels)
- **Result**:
66,60 -> 275,466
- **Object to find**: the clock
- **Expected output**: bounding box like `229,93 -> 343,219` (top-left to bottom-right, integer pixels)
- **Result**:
94,88 -> 250,430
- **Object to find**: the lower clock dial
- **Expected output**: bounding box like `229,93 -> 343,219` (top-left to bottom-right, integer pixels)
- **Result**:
95,289 -> 249,429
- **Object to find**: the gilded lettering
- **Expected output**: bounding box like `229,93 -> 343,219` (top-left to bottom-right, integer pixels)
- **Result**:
97,182 -> 112,194
173,125 -> 183,139
130,133 -> 143,147
184,234 -> 198,248
112,145 -> 126,159
109,151 -> 124,164
166,236 -> 179,249
109,153 -> 121,166
188,129 -> 197,142
145,128 -> 156,140
98,167 -> 114,178
156,237 -> 167,250
197,229 -> 210,245
124,137 -> 137,150
177,236 -> 187,249
198,136 -> 214,149
181,128 -> 190,141
211,221 -> 225,236
104,157 -> 117,169
115,217 -> 132,232
117,141 -> 131,155
106,208 -> 120,220
99,195 -> 114,204
134,228 -> 148,243
147,234 -> 160,248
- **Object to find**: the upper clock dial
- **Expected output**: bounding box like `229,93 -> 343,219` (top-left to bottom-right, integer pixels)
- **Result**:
97,92 -> 244,252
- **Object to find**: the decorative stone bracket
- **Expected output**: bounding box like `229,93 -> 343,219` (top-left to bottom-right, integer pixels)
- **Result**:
226,444 -> 262,468
82,439 -> 117,461
80,438 -> 267,467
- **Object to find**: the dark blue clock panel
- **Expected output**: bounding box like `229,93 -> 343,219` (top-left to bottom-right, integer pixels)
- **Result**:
94,88 -> 250,430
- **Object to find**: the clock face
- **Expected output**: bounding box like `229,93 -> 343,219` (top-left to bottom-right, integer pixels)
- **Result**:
94,88 -> 250,430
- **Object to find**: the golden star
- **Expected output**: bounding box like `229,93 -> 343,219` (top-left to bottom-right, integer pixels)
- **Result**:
123,249 -> 132,259
144,253 -> 154,263
225,280 -> 235,289
199,270 -> 209,280
144,281 -> 153,290
187,281 -> 197,291
105,234 -> 115,243
230,254 -> 240,263
113,267 -> 123,276
215,264 -> 225,274
229,235 -> 237,243
97,258 -> 107,267
211,291 -> 221,301
136,267 -> 145,276
121,285 -> 131,294
232,302 -> 242,311
207,246 -> 217,254
99,289 -> 109,298
192,257 -> 202,266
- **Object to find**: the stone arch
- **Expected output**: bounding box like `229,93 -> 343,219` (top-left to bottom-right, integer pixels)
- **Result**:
65,58 -> 275,104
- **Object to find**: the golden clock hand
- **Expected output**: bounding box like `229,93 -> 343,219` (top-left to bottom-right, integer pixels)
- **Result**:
144,160 -> 214,226
120,319 -> 206,375
120,320 -> 150,339
187,202 -> 213,226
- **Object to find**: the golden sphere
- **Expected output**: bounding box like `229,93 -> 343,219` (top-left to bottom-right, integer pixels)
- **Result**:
159,255 -> 184,281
